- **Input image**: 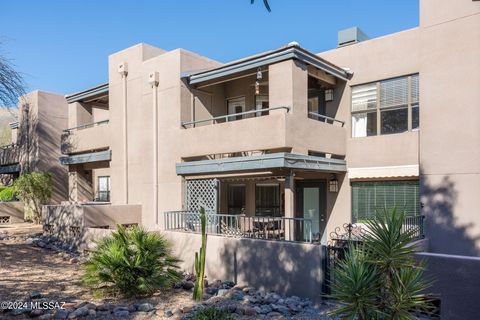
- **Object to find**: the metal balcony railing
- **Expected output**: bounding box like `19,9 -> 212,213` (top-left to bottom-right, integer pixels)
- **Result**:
402,215 -> 426,240
308,112 -> 345,127
164,211 -> 314,243
63,119 -> 109,134
181,106 -> 290,128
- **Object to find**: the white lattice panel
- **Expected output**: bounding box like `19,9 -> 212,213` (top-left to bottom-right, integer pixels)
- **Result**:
186,179 -> 218,212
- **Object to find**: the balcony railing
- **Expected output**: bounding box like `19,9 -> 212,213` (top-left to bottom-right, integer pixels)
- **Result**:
63,119 -> 109,134
164,211 -> 314,243
308,112 -> 345,127
181,106 -> 290,128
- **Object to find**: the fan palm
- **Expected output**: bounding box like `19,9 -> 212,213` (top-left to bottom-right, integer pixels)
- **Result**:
82,225 -> 181,297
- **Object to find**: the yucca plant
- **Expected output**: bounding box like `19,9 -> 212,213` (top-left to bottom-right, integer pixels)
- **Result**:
82,225 -> 181,297
329,208 -> 433,319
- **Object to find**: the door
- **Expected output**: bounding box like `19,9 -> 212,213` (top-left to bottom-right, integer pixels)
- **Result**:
296,180 -> 327,242
227,97 -> 245,121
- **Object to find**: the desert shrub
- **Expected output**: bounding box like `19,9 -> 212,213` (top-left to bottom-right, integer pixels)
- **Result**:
329,209 -> 433,319
190,307 -> 234,320
0,186 -> 14,201
82,225 -> 181,297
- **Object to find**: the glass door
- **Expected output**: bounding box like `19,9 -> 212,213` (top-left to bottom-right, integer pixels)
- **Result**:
296,181 -> 327,242
227,97 -> 245,121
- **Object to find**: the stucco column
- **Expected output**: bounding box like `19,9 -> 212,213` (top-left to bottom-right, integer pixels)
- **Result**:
284,171 -> 295,241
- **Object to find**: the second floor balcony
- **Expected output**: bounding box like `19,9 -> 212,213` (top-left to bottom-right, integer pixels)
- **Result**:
61,120 -> 110,154
180,44 -> 350,159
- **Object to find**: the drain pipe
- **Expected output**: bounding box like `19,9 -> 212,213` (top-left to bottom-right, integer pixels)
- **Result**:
149,72 -> 159,223
118,62 -> 129,204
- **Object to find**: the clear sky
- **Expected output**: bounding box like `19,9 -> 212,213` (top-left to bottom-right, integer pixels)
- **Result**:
0,0 -> 419,95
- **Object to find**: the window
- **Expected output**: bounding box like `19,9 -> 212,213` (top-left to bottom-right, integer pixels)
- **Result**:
97,176 -> 110,202
227,184 -> 246,215
351,180 -> 420,222
255,183 -> 280,216
351,74 -> 419,137
227,97 -> 245,121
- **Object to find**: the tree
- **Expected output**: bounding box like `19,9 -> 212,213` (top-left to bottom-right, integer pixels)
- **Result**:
251,0 -> 271,12
329,209 -> 433,319
0,44 -> 26,108
13,172 -> 53,224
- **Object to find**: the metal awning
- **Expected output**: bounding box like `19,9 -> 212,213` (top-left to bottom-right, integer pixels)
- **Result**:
176,152 -> 346,176
0,164 -> 20,174
184,44 -> 352,85
66,83 -> 109,104
60,150 -> 111,165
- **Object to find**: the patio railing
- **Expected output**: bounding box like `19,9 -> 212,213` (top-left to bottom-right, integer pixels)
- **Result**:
164,211 -> 314,243
402,215 -> 426,240
63,119 -> 109,133
181,106 -> 290,128
308,112 -> 345,127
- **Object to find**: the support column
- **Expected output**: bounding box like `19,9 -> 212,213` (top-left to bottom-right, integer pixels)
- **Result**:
284,171 -> 295,241
149,72 -> 159,223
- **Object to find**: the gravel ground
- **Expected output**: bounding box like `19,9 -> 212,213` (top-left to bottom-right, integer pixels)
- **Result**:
0,223 -> 195,319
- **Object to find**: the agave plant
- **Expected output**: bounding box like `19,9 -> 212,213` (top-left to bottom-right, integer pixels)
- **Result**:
251,0 -> 271,12
329,208 -> 433,319
82,225 -> 181,297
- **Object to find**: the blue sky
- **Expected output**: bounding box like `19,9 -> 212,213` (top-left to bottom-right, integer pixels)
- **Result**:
0,0 -> 418,95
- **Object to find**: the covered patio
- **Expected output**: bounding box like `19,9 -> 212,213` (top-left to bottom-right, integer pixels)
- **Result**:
167,152 -> 346,243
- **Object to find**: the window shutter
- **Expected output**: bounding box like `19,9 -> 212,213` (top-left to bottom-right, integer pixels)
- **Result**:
352,83 -> 377,112
380,77 -> 408,109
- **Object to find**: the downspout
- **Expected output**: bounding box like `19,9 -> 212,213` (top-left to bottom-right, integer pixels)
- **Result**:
149,72 -> 159,223
118,63 -> 129,204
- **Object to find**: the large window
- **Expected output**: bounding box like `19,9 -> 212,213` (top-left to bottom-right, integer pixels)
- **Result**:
352,180 -> 420,222
255,183 -> 280,217
351,74 -> 419,137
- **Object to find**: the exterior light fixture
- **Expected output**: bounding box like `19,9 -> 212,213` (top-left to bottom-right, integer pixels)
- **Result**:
255,68 -> 263,95
329,174 -> 339,193
325,89 -> 334,102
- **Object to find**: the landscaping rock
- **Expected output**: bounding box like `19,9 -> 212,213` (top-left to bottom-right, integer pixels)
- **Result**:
222,280 -> 235,289
164,309 -> 173,317
12,308 -> 31,316
68,306 -> 89,318
137,302 -> 155,312
96,303 -> 114,311
113,310 -> 129,317
53,309 -> 69,319
182,280 -> 194,290
69,257 -> 79,264
30,290 -> 42,299
217,289 -> 229,297
38,314 -> 53,320
206,287 -> 218,295
172,308 -> 182,316
29,309 -> 44,317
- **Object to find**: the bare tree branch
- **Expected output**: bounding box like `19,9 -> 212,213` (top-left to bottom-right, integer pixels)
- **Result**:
0,44 -> 26,108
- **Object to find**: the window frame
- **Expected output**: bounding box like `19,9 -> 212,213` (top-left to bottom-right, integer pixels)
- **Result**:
351,74 -> 419,138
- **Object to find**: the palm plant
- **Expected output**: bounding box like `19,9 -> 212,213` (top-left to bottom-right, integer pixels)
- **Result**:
329,209 -> 433,319
251,0 -> 271,12
82,225 -> 181,297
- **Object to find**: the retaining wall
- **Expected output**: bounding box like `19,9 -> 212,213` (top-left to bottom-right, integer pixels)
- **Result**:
0,201 -> 24,224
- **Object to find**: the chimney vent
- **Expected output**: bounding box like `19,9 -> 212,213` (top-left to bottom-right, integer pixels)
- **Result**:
338,27 -> 369,47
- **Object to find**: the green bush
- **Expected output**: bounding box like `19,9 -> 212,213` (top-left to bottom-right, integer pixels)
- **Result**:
329,209 -> 433,319
82,225 -> 181,297
190,307 -> 234,320
0,186 -> 14,201
13,172 -> 53,224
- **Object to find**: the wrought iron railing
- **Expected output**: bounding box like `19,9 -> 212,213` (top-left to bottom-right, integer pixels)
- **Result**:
402,215 -> 425,240
181,106 -> 290,128
63,119 -> 109,133
308,112 -> 345,127
164,211 -> 314,243
0,144 -> 20,165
